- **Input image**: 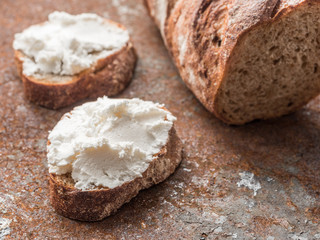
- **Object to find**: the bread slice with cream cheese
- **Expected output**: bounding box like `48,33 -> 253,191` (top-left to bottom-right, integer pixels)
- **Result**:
13,12 -> 136,109
47,97 -> 182,221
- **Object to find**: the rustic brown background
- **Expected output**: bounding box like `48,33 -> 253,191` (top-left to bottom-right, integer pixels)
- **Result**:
1,0 -> 320,239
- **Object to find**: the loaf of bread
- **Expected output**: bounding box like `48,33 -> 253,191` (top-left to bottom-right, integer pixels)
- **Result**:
145,0 -> 320,124
13,12 -> 136,109
47,97 -> 182,221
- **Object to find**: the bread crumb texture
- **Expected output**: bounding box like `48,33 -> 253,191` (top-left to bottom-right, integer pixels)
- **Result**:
218,3 -> 320,123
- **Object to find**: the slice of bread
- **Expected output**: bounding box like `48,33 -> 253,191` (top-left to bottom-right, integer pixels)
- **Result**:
13,12 -> 137,109
47,97 -> 182,221
49,127 -> 182,221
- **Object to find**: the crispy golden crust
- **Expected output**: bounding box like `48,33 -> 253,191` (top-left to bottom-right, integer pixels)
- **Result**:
14,20 -> 137,109
49,126 -> 182,221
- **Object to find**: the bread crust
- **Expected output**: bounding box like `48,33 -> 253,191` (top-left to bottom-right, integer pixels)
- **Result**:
49,126 -> 182,221
14,21 -> 137,109
145,0 -> 320,124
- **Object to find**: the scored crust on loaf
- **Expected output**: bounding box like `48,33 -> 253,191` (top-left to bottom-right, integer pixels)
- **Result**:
49,126 -> 182,221
14,18 -> 137,109
145,0 -> 320,124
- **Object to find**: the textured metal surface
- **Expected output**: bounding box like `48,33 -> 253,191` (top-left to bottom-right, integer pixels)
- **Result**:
1,0 -> 320,239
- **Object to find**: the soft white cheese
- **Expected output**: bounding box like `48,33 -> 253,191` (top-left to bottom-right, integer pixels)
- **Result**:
13,11 -> 129,77
47,97 -> 176,190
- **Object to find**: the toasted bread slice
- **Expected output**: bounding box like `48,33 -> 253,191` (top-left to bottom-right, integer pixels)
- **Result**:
49,126 -> 182,221
13,14 -> 137,109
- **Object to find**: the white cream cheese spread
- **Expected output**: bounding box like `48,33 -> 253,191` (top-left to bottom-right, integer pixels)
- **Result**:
47,97 -> 176,190
13,11 -> 129,76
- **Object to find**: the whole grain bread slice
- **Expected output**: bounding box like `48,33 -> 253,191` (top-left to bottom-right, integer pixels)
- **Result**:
49,126 -> 182,221
14,19 -> 137,109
